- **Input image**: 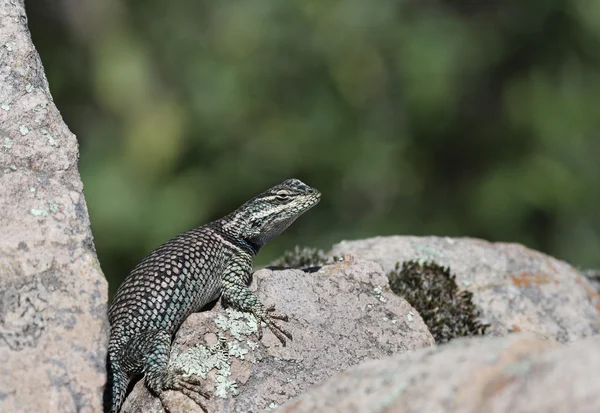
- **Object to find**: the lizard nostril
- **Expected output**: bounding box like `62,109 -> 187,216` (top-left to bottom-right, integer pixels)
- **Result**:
297,184 -> 311,193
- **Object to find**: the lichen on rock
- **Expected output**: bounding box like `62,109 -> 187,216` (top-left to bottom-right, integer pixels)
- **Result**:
270,245 -> 331,268
387,260 -> 489,343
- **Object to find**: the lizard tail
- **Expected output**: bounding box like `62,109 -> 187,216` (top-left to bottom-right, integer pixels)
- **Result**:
103,355 -> 129,413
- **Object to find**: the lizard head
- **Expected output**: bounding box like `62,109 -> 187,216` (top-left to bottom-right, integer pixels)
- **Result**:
227,178 -> 321,251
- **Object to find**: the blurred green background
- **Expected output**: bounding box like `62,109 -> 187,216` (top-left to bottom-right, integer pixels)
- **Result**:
26,0 -> 600,297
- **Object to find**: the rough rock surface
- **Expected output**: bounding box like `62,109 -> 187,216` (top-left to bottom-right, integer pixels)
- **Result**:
329,236 -> 600,342
0,1 -> 108,412
121,255 -> 434,413
275,332 -> 600,413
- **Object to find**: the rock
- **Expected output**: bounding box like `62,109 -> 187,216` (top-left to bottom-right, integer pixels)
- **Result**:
329,236 -> 600,342
0,1 -> 108,412
121,255 -> 434,413
274,332 -> 600,413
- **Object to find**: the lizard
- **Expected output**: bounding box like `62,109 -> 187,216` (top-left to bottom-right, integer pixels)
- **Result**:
104,178 -> 321,412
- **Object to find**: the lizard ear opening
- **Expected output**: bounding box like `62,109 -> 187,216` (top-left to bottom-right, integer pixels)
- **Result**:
250,217 -> 263,230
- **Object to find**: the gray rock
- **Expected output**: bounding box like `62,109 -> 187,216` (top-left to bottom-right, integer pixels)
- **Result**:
329,236 -> 600,342
0,1 -> 108,412
121,255 -> 434,413
274,332 -> 600,413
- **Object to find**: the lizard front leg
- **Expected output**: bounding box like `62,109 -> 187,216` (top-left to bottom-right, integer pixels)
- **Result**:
221,253 -> 292,345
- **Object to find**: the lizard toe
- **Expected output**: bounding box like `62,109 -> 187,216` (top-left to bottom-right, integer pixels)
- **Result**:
252,306 -> 292,345
159,374 -> 210,413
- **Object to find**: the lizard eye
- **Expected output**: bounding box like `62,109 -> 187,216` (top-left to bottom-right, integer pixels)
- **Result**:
275,190 -> 292,202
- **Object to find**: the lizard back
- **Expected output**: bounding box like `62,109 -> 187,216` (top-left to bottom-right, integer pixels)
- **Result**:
108,225 -> 229,342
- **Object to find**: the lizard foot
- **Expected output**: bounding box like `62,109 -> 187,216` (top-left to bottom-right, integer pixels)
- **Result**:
252,304 -> 293,346
158,374 -> 210,413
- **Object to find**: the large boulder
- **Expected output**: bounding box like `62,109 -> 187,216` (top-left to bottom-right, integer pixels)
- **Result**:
0,1 -> 108,412
121,255 -> 434,413
274,332 -> 600,413
329,236 -> 600,342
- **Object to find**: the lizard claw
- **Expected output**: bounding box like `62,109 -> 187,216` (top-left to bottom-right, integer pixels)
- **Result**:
252,305 -> 293,346
265,304 -> 289,321
158,374 -> 210,413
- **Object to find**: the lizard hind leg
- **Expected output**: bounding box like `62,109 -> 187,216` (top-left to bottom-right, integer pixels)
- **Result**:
138,330 -> 211,413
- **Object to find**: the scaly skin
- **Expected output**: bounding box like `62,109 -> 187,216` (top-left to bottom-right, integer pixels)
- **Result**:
104,179 -> 320,413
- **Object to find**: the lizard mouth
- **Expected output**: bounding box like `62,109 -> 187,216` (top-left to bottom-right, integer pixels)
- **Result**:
306,191 -> 321,208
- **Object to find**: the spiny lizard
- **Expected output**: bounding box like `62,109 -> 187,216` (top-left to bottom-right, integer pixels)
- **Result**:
104,178 -> 321,412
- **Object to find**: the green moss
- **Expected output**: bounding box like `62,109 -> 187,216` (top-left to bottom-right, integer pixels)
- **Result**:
388,260 -> 489,344
270,245 -> 329,268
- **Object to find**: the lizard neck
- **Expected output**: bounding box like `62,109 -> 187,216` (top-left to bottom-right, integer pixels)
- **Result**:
241,238 -> 261,256
214,218 -> 261,256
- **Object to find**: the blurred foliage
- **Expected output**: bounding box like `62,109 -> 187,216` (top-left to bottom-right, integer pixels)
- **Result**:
26,0 -> 600,298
